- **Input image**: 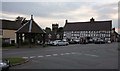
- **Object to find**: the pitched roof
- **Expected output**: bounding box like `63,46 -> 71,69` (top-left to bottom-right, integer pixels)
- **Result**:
16,15 -> 46,34
64,18 -> 112,31
0,19 -> 22,30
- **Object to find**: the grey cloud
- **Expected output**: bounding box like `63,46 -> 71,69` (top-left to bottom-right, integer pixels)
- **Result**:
2,2 -> 118,29
2,2 -> 76,17
2,2 -> 92,18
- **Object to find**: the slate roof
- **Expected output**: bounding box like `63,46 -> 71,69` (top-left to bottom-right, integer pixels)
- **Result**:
64,18 -> 112,31
0,19 -> 22,30
16,15 -> 46,34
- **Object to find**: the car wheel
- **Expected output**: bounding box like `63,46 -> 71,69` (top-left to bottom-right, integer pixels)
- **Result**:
56,44 -> 59,46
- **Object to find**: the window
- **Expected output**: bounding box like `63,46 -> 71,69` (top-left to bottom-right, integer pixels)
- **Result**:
102,34 -> 104,37
96,34 -> 98,36
64,34 -> 66,37
91,31 -> 93,33
106,34 -> 108,37
72,31 -> 73,33
108,34 -> 110,37
104,34 -> 106,37
74,31 -> 76,33
72,34 -> 74,36
96,31 -> 98,33
76,34 -> 79,36
83,34 -> 85,36
81,31 -> 83,33
82,31 -> 84,33
88,31 -> 90,33
94,34 -> 95,36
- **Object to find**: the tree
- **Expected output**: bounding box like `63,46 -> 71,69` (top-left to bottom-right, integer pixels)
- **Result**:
57,27 -> 64,32
45,27 -> 51,33
15,16 -> 24,21
15,16 -> 27,25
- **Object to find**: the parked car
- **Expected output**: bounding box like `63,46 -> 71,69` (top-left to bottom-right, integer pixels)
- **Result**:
94,38 -> 105,44
47,41 -> 54,45
52,40 -> 69,46
0,59 -> 10,71
74,39 -> 80,44
88,39 -> 94,43
69,41 -> 76,44
107,40 -> 111,44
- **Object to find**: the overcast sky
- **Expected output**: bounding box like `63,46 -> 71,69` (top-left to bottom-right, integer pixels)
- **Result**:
1,0 -> 119,32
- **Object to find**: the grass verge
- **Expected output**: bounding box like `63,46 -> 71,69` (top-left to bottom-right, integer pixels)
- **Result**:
3,57 -> 26,65
2,46 -> 16,49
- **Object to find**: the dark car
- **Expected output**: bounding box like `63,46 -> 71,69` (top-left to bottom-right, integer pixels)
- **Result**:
69,41 -> 75,44
0,59 -> 10,71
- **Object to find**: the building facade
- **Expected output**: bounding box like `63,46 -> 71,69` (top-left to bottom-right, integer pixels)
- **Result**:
45,24 -> 63,42
1,19 -> 23,45
63,18 -> 112,42
1,15 -> 46,46
111,28 -> 120,42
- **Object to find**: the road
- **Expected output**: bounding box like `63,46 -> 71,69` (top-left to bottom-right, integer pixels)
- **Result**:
2,43 -> 118,69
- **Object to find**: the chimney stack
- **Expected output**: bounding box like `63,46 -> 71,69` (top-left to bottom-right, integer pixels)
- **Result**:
31,15 -> 33,20
65,19 -> 68,23
90,17 -> 95,23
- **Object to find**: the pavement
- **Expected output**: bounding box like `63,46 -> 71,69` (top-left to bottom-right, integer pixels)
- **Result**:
2,43 -> 118,69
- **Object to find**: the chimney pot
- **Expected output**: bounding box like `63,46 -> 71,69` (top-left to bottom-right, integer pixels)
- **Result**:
31,15 -> 33,20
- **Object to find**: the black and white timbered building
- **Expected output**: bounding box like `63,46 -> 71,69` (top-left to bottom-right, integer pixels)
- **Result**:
63,18 -> 112,42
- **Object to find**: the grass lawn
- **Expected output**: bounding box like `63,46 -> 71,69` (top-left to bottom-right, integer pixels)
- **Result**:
3,45 -> 16,49
3,57 -> 26,65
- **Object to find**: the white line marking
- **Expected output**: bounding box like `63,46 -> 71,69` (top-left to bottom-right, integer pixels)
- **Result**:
65,53 -> 70,55
38,56 -> 44,58
60,53 -> 64,55
46,55 -> 52,57
84,54 -> 99,57
71,52 -> 76,54
30,56 -> 36,58
53,54 -> 58,56
90,55 -> 99,57
22,57 -> 28,59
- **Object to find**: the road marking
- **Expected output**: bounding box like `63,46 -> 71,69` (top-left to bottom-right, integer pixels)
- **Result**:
30,56 -> 36,59
21,52 -> 99,59
60,53 -> 65,55
46,55 -> 52,57
38,56 -> 44,58
71,52 -> 76,54
22,57 -> 28,59
65,53 -> 70,55
52,54 -> 58,56
89,55 -> 99,57
84,54 -> 99,57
